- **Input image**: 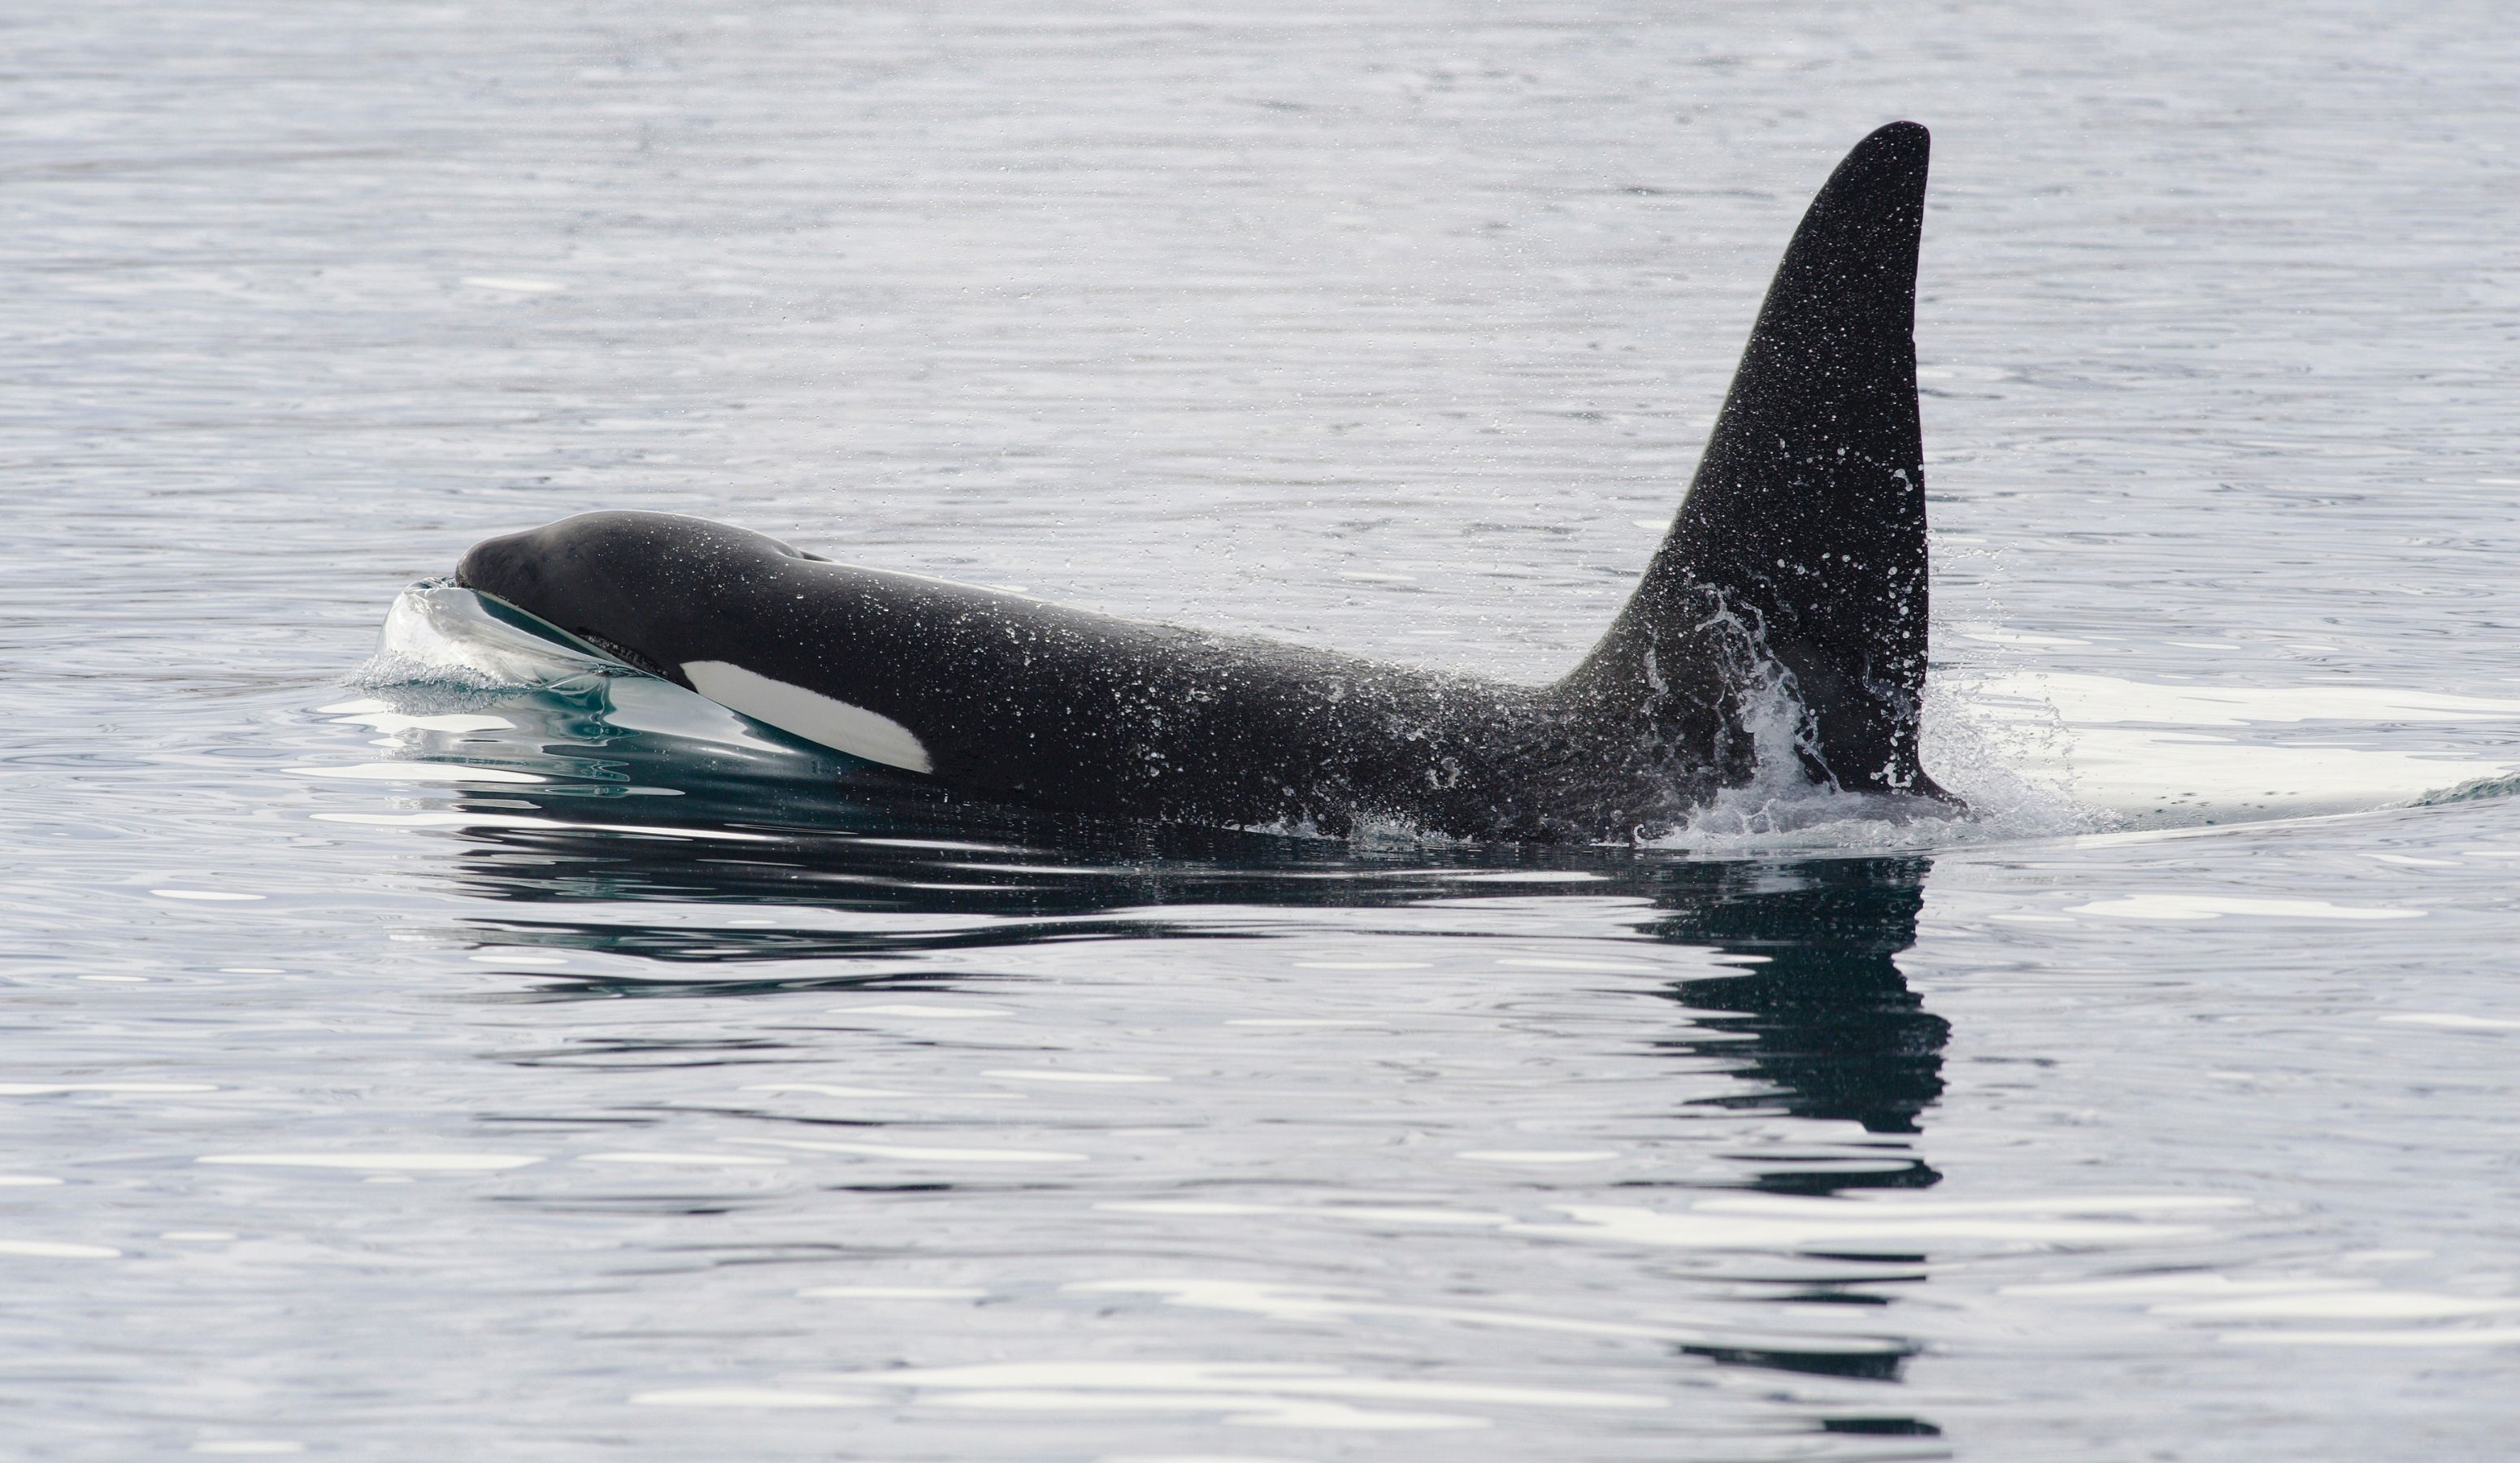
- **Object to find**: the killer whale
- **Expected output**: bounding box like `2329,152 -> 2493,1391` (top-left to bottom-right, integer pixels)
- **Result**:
453,122 -> 1947,841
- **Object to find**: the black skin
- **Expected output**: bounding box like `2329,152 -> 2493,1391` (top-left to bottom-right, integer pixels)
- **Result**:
457,514 -> 1746,840
456,122 -> 1950,842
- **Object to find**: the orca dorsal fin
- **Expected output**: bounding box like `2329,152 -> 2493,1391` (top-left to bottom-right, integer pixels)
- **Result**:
1566,121 -> 1941,797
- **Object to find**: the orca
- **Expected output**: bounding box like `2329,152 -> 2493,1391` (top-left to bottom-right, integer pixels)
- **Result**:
453,122 -> 1949,841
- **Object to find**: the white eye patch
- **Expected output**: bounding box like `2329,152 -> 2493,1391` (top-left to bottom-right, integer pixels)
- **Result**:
680,660 -> 934,774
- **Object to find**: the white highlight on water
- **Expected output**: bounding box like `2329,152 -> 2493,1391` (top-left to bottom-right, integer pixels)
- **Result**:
635,1360 -> 1667,1430
197,1153 -> 542,1172
2071,896 -> 2422,922
576,1152 -> 786,1167
798,1286 -> 989,1300
0,1083 -> 219,1096
288,762 -> 545,785
1106,1192 -> 2245,1252
735,1137 -> 1086,1165
984,1070 -> 1167,1084
834,1004 -> 1010,1019
0,1239 -> 121,1260
1068,1276 -> 1885,1354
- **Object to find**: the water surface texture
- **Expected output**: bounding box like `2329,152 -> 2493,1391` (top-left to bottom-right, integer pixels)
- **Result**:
7,2 -> 2519,1458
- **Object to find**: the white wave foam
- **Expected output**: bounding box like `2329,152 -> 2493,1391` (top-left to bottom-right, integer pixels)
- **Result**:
1964,671 -> 2520,827
1639,663 -> 2099,856
351,581 -> 615,693
1646,660 -> 2520,855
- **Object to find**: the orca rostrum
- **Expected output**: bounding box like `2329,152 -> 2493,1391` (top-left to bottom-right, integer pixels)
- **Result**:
454,122 -> 1950,841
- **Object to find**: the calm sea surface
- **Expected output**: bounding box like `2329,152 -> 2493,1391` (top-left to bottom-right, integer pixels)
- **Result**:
6,2 -> 2518,1457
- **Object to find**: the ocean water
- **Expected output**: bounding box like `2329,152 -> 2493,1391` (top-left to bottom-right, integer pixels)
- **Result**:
6,2 -> 2518,1458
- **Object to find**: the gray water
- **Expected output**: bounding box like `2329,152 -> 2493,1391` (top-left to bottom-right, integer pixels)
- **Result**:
7,2 -> 2519,1457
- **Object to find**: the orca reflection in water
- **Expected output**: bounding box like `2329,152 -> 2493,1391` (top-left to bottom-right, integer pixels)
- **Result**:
419,684 -> 1944,1166
1654,856 -> 1944,1192
450,122 -> 1949,841
394,683 -> 1944,1383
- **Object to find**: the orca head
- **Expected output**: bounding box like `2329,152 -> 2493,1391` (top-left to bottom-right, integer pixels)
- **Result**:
454,510 -> 823,682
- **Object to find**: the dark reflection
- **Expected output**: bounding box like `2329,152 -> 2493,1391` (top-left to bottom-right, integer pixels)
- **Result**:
384,676 -> 1949,1385
1823,1416 -> 1943,1437
413,679 -> 1947,1158
1653,857 -> 1948,1191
